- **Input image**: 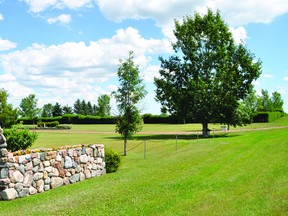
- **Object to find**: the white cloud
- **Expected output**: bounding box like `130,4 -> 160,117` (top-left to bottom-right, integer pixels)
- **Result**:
229,26 -> 248,44
0,74 -> 35,105
22,0 -> 58,13
0,14 -> 3,21
0,27 -> 171,107
57,0 -> 93,9
47,14 -> 72,24
95,0 -> 288,41
210,0 -> 288,26
0,38 -> 17,51
143,65 -> 160,82
262,74 -> 275,78
284,77 -> 288,81
22,0 -> 94,13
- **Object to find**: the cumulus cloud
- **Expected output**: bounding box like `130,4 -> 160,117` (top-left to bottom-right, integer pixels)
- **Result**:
95,0 -> 288,41
210,0 -> 288,26
22,0 -> 58,13
229,26 -> 248,44
96,0 -> 288,26
142,65 -> 160,82
262,74 -> 275,78
47,14 -> 72,24
0,27 -> 171,106
0,14 -> 3,21
0,38 -> 17,51
284,77 -> 288,81
0,74 -> 35,104
22,0 -> 94,13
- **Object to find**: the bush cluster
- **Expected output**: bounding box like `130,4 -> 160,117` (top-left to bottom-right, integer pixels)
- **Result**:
3,125 -> 38,152
37,121 -> 60,128
105,147 -> 121,173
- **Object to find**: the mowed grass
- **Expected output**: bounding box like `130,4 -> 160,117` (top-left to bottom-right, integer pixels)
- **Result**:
0,117 -> 287,215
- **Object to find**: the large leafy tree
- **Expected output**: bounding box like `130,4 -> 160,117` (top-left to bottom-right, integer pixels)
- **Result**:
271,91 -> 284,112
154,9 -> 262,136
258,89 -> 273,112
41,103 -> 53,117
19,94 -> 41,124
113,51 -> 147,156
0,89 -> 18,128
95,94 -> 111,117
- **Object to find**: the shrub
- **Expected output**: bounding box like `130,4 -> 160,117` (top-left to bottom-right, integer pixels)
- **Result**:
105,147 -> 121,173
56,125 -> 71,130
37,121 -> 59,128
253,111 -> 283,123
3,125 -> 38,152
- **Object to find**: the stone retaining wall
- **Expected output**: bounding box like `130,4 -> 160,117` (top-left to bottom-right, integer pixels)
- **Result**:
0,144 -> 105,200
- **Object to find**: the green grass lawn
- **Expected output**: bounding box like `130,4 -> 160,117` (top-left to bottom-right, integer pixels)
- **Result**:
1,117 -> 287,215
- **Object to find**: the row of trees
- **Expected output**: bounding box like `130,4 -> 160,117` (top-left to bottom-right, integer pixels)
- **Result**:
241,89 -> 284,116
18,94 -> 111,120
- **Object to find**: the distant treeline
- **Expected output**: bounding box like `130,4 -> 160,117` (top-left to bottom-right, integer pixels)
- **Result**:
17,112 -> 284,125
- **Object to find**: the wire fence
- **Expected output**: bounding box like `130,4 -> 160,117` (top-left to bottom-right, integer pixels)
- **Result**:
122,129 -> 229,159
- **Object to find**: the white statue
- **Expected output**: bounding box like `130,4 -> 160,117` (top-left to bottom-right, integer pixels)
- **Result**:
0,126 -> 7,148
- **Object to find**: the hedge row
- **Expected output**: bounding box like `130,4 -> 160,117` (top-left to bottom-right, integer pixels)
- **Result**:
253,111 -> 284,123
18,112 -> 284,125
18,114 -> 117,125
18,114 -> 178,125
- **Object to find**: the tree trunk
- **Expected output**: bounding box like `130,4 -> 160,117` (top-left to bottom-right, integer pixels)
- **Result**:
227,124 -> 230,130
123,135 -> 127,156
202,122 -> 209,137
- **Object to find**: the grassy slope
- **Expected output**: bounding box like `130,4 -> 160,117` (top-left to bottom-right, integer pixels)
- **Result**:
0,118 -> 287,215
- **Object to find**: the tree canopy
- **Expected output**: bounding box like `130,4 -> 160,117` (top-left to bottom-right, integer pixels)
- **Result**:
154,9 -> 262,136
0,89 -> 18,128
95,94 -> 111,117
19,94 -> 40,124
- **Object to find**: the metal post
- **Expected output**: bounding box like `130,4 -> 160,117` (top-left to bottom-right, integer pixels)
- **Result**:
176,134 -> 178,151
144,139 -> 147,159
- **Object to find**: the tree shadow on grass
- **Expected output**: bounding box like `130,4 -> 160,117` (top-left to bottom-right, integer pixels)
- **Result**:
109,133 -> 241,141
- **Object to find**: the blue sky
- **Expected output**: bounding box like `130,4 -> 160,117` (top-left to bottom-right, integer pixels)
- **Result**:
1,0 -> 288,114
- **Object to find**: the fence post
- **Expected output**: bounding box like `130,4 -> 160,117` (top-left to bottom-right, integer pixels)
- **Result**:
144,139 -> 147,159
176,134 -> 178,151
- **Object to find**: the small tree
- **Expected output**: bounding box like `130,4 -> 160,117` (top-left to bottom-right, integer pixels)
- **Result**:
113,51 -> 147,156
62,105 -> 73,114
86,101 -> 94,115
73,99 -> 84,115
259,89 -> 273,112
95,94 -> 111,117
52,102 -> 63,117
41,103 -> 54,117
0,89 -> 18,128
19,94 -> 40,125
271,91 -> 284,112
